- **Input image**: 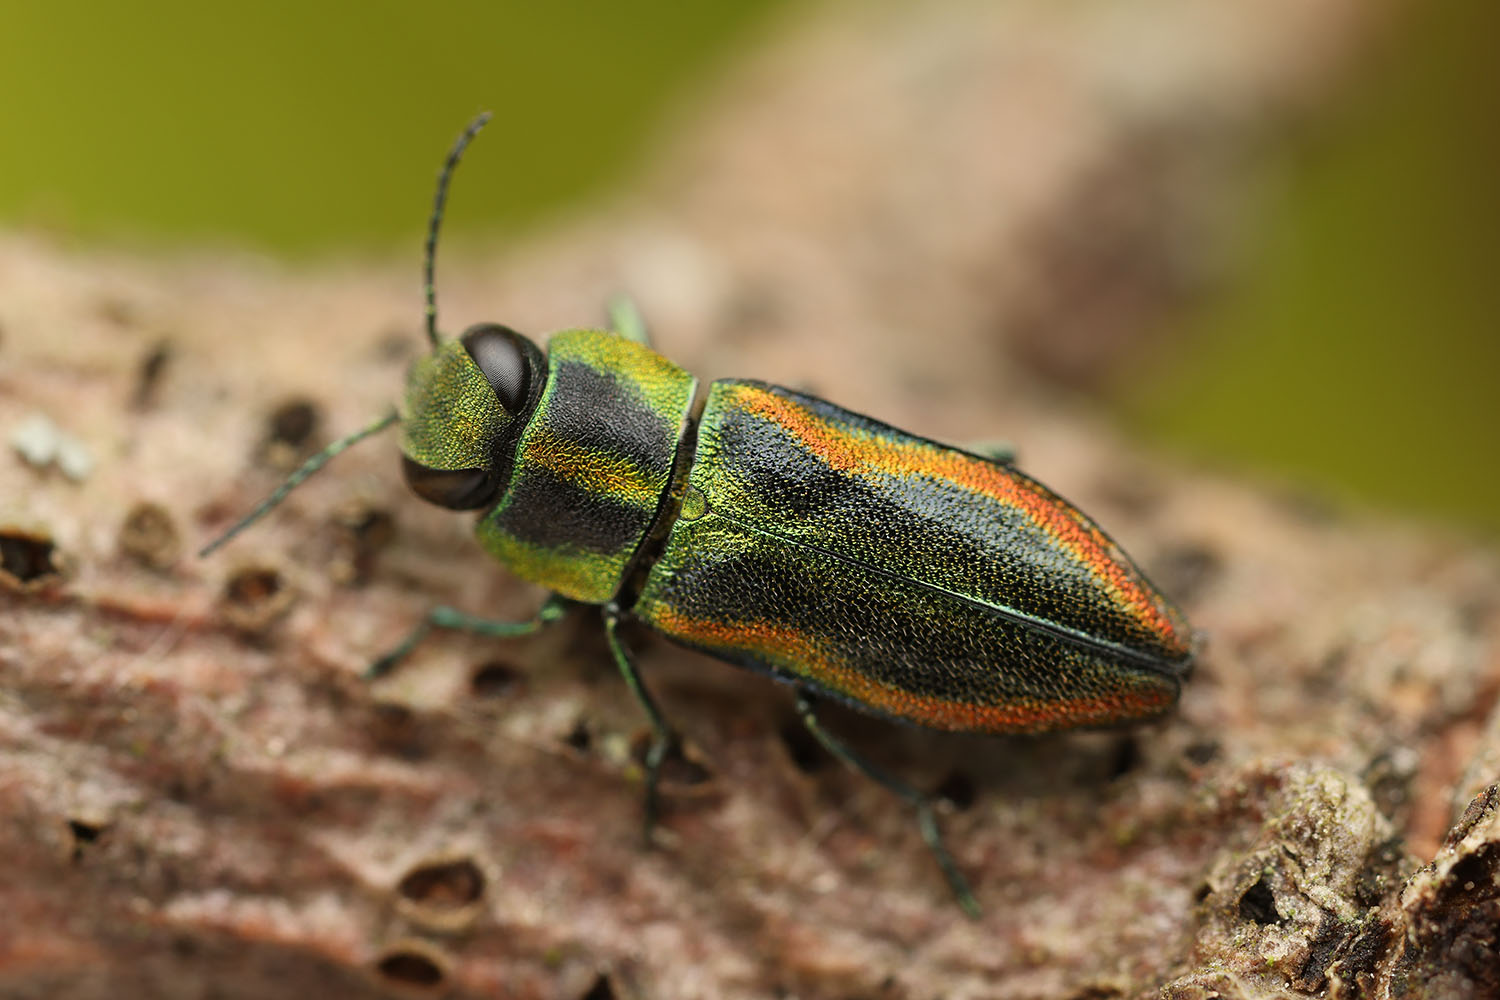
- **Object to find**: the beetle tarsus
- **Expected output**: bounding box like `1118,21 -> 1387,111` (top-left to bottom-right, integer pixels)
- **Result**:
604,604 -> 677,843
915,796 -> 982,919
366,619 -> 434,680
639,729 -> 679,844
365,597 -> 567,680
794,692 -> 981,918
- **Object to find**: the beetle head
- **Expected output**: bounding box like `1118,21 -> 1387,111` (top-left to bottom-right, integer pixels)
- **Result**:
399,322 -> 545,510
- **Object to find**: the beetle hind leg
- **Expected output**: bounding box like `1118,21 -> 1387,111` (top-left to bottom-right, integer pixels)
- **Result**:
794,692 -> 981,918
603,604 -> 677,843
963,439 -> 1017,465
605,294 -> 653,347
366,596 -> 568,680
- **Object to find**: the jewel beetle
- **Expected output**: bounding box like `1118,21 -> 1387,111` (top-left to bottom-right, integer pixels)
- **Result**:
202,113 -> 1196,916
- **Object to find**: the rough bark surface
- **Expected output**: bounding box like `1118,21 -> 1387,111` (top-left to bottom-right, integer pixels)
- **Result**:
5,2 -> 1498,999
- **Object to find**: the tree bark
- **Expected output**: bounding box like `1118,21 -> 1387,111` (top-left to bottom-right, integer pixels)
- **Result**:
5,2 -> 1497,998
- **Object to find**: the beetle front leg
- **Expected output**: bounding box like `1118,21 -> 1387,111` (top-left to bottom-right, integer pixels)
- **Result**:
794,692 -> 981,918
366,595 -> 569,680
603,604 -> 677,843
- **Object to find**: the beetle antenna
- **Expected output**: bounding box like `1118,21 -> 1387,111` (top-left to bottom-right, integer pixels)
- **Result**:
199,409 -> 399,557
424,111 -> 492,349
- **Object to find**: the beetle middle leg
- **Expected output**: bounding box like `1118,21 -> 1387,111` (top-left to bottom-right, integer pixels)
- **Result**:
603,603 -> 677,843
794,692 -> 981,917
366,595 -> 568,680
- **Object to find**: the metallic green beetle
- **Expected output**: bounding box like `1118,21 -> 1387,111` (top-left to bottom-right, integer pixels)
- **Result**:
204,114 -> 1195,916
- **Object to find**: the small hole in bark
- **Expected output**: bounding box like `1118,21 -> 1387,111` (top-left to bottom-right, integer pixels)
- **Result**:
368,703 -> 440,762
67,819 -> 103,844
397,857 -> 486,908
330,501 -> 396,585
1447,851 -> 1496,896
0,528 -> 62,590
375,945 -> 446,988
1066,986 -> 1124,1000
220,566 -> 294,632
563,719 -> 592,752
1193,882 -> 1212,903
225,567 -> 280,603
119,501 -> 181,570
779,720 -> 827,774
1152,542 -> 1222,604
259,398 -> 322,470
374,703 -> 414,728
376,328 -> 418,362
471,660 -> 524,698
1184,740 -> 1219,765
266,399 -> 319,448
1238,874 -> 1282,925
132,339 -> 174,410
341,505 -> 395,547
933,769 -> 977,811
1106,734 -> 1140,780
578,973 -> 617,1000
1091,477 -> 1161,517
1363,747 -> 1419,823
67,818 -> 107,861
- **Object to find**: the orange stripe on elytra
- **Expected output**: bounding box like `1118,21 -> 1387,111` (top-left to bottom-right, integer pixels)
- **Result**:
648,605 -> 1174,732
724,385 -> 1182,648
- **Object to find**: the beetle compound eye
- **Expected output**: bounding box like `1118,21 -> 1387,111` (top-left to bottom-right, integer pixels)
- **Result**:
401,456 -> 493,510
460,323 -> 531,413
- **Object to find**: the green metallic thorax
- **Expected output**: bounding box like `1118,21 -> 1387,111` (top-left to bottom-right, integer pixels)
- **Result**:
477,329 -> 698,603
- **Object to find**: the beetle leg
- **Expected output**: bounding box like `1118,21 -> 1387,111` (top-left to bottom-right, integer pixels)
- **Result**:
964,439 -> 1017,465
605,294 -> 653,346
794,692 -> 981,918
366,595 -> 568,680
603,604 -> 677,843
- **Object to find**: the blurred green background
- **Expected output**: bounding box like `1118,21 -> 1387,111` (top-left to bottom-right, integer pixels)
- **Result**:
1120,0 -> 1500,540
2,1 -> 1496,537
0,2 -> 786,250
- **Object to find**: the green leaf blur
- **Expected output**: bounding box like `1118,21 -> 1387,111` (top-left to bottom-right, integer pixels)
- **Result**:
0,2 -> 784,252
1120,0 -> 1500,537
